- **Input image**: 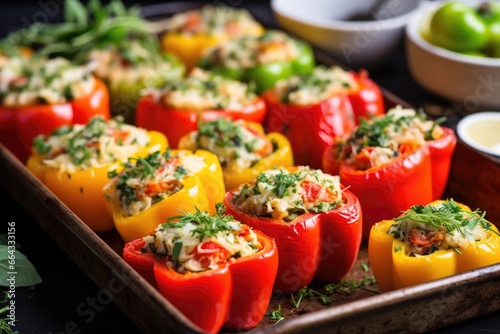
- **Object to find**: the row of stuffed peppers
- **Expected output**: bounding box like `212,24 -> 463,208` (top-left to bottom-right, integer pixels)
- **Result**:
24,115 -> 499,332
1,20 -> 384,172
25,117 -> 364,332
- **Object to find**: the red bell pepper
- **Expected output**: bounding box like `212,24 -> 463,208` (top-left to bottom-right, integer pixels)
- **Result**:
223,166 -> 362,294
262,91 -> 354,169
322,107 -> 447,239
347,69 -> 385,123
135,69 -> 266,149
427,127 -> 457,199
0,77 -> 110,163
122,206 -> 278,333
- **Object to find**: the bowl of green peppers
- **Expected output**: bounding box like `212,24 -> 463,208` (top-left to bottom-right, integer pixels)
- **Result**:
406,0 -> 500,112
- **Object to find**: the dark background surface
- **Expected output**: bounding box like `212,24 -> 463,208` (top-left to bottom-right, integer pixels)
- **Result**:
1,0 -> 500,333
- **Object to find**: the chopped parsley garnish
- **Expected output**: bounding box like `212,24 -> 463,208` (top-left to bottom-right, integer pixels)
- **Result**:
166,203 -> 238,241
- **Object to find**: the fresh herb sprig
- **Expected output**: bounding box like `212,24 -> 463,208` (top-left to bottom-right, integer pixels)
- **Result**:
265,303 -> 285,324
394,199 -> 499,240
166,203 -> 238,241
4,0 -> 162,63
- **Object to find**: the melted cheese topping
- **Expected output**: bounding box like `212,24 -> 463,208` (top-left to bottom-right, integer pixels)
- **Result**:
339,106 -> 444,170
273,65 -> 359,106
233,166 -> 343,222
202,30 -> 301,69
389,201 -> 491,256
34,117 -> 150,173
87,40 -> 183,89
181,119 -> 271,171
109,150 -> 206,217
158,68 -> 257,110
0,56 -> 95,106
143,212 -> 262,273
167,5 -> 262,37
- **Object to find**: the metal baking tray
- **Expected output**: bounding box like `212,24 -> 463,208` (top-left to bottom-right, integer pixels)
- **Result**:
1,2 -> 500,333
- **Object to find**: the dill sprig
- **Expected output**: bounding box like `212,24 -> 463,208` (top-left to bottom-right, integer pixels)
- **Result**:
394,199 -> 498,239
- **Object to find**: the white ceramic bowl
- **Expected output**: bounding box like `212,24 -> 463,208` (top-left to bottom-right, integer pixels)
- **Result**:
406,0 -> 500,112
457,112 -> 500,157
271,0 -> 421,69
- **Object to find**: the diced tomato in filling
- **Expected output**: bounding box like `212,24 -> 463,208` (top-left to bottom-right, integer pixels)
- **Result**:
409,227 -> 445,255
144,180 -> 180,197
354,147 -> 373,170
301,180 -> 336,203
113,129 -> 130,142
192,242 -> 231,270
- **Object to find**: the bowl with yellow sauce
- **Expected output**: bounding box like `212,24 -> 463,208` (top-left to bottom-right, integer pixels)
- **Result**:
457,112 -> 500,157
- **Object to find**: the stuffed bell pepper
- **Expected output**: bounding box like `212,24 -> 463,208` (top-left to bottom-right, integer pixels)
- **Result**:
104,148 -> 225,242
199,30 -> 315,93
27,116 -> 167,232
369,199 -> 500,292
263,65 -> 367,168
136,68 -> 266,148
0,56 -> 110,163
322,106 -> 456,239
123,204 -> 278,333
161,5 -> 264,71
178,118 -> 294,190
87,39 -> 184,124
224,166 -> 362,294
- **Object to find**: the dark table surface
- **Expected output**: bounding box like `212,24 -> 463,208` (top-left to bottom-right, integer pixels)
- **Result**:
2,1 -> 500,333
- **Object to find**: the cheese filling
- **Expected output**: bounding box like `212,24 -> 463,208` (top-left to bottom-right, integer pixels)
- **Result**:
233,166 -> 343,222
32,117 -> 150,173
87,40 -> 183,89
202,30 -> 301,70
156,68 -> 257,111
181,118 -> 272,171
142,205 -> 262,273
0,56 -> 95,106
166,5 -> 262,37
273,65 -> 359,106
335,106 -> 445,170
108,150 -> 206,217
388,200 -> 496,256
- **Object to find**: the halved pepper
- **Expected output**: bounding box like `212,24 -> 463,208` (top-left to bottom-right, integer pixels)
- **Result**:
369,200 -> 500,292
198,30 -> 315,93
224,166 -> 362,294
123,206 -> 279,333
322,107 -> 452,239
27,118 -> 167,233
104,149 -> 225,242
135,69 -> 266,149
178,118 -> 294,191
0,77 -> 110,163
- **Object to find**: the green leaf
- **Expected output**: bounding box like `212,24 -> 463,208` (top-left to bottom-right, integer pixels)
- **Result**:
65,0 -> 88,27
0,245 -> 42,287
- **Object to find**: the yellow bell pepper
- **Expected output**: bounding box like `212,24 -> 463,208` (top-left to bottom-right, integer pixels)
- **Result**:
160,6 -> 264,72
103,149 -> 225,242
369,200 -> 500,292
178,119 -> 294,191
27,119 -> 167,233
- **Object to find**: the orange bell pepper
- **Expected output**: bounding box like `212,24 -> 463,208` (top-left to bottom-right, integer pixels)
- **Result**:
178,118 -> 294,191
369,200 -> 500,292
26,117 -> 167,233
104,149 -> 225,242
